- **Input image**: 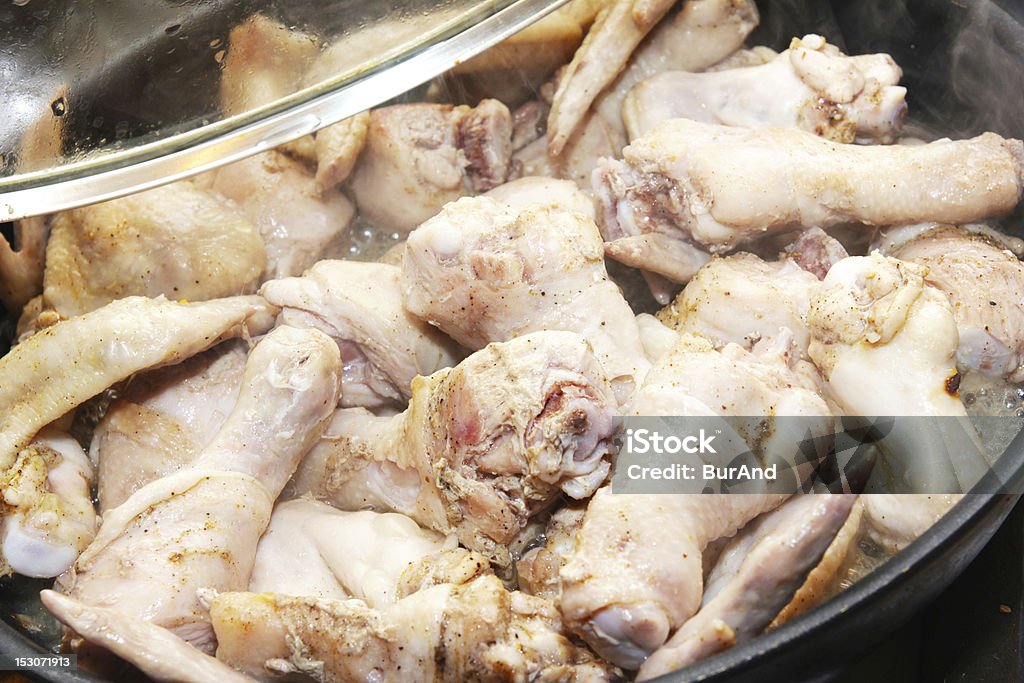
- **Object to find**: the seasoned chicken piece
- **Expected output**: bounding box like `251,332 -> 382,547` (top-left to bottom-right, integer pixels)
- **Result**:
861,494 -> 961,553
0,216 -> 47,315
590,0 -> 759,141
54,326 -> 341,654
657,253 -> 820,353
563,489 -> 786,670
1,429 -> 96,578
596,119 -> 1024,260
769,498 -> 865,628
42,182 -> 265,319
807,253 -> 988,492
638,495 -> 858,679
635,312 -> 680,362
516,504 -> 586,601
705,45 -> 778,70
220,14 -> 318,116
249,498 -> 456,606
261,260 -> 463,408
349,101 -> 513,233
514,107 -> 626,189
516,0 -> 754,186
314,112 -> 371,193
209,575 -> 612,682
548,0 -> 759,154
783,226 -> 850,280
562,333 -> 831,669
442,3 -> 585,106
91,341 -> 248,511
484,176 -> 595,219
624,34 -> 906,142
402,196 -> 648,401
0,295 -> 274,474
212,151 -> 354,280
41,591 -> 253,683
880,224 -> 1024,381
289,331 -> 617,570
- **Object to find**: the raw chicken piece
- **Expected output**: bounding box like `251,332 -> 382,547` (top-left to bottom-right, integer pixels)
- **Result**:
880,224 -> 1024,381
212,151 -> 354,280
627,332 -> 831,419
562,489 -> 786,670
54,326 -> 341,654
548,0 -> 759,154
402,196 -> 648,400
349,101 -> 513,233
249,498 -> 455,606
1,429 -> 96,578
220,14 -> 318,116
42,182 -> 265,318
770,498 -> 865,628
484,175 -> 596,219
314,112 -> 370,193
635,312 -> 680,362
705,45 -> 778,71
808,253 -> 988,493
783,226 -> 850,280
516,504 -> 587,601
596,119 -> 1024,258
590,0 -> 759,141
0,295 -> 274,473
624,34 -> 906,143
514,107 -> 626,189
0,216 -> 47,314
261,260 -> 463,408
209,574 -> 612,682
561,333 -> 832,669
288,331 -> 617,569
638,495 -> 858,679
861,494 -> 962,553
656,253 -> 820,353
91,341 -> 248,511
442,3 -> 585,106
41,591 -> 253,683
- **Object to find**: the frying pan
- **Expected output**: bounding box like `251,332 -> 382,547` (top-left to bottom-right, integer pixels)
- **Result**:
2,0 -> 1024,681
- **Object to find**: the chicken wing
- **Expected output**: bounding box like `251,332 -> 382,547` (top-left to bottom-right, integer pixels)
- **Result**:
656,252 -> 820,353
0,295 -> 273,473
249,498 -> 456,606
349,101 -> 513,233
637,495 -> 858,679
209,574 -> 612,682
288,331 -> 616,569
880,224 -> 1024,381
1,428 -> 96,578
402,196 -> 648,400
54,326 -> 341,653
212,151 -> 354,280
548,0 -> 758,154
624,34 -> 906,142
596,119 -> 1024,259
261,260 -> 464,408
43,182 -> 265,318
561,333 -> 832,669
808,253 -> 987,490
91,341 -> 248,511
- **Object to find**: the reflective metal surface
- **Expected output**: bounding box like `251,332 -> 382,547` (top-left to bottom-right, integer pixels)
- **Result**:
0,0 -> 565,221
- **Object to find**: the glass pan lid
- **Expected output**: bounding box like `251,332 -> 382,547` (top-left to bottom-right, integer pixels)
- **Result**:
0,0 -> 564,221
